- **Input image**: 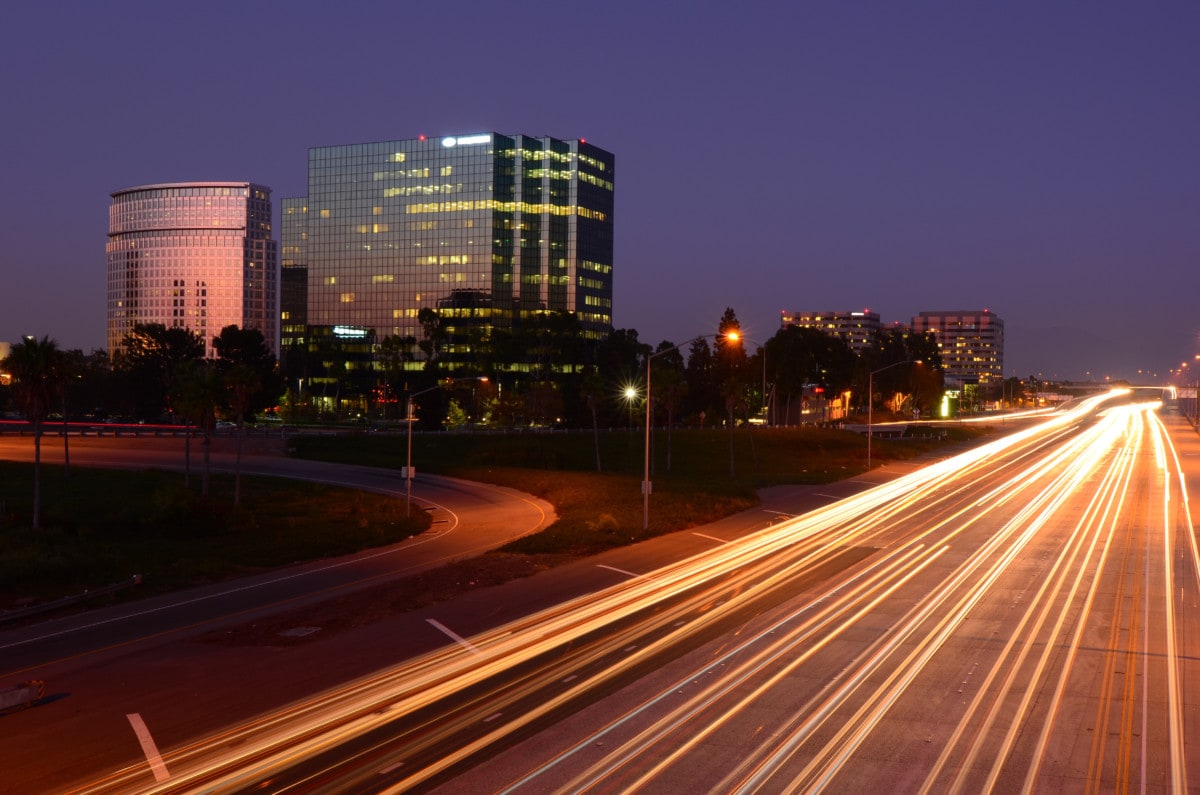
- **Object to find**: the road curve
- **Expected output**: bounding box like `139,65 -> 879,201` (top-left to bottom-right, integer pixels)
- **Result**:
0,434 -> 555,668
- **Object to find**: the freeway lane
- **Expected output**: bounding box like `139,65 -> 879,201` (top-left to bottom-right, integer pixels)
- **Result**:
440,396 -> 1200,793
63,390 -> 1200,793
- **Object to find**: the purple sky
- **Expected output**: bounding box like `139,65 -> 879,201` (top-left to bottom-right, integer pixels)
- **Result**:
2,1 -> 1196,382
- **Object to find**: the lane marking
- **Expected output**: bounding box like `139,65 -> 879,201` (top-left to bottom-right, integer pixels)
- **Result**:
379,761 -> 404,775
597,564 -> 643,579
126,713 -> 170,782
426,619 -> 481,654
692,532 -> 727,544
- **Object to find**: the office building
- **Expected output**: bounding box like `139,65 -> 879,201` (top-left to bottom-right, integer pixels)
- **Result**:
781,309 -> 882,355
106,182 -> 278,356
911,309 -> 1004,386
280,133 -> 614,371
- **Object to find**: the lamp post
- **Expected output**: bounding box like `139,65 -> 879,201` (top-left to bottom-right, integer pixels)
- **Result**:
405,376 -> 487,517
867,360 -> 918,470
643,332 -> 732,531
725,331 -> 769,425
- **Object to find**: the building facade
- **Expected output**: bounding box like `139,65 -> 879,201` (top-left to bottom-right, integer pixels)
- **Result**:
280,133 -> 614,372
781,309 -> 882,355
106,182 -> 278,356
910,309 -> 1004,386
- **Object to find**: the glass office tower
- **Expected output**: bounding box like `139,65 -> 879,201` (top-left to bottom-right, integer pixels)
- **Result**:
107,182 -> 278,356
280,133 -> 614,368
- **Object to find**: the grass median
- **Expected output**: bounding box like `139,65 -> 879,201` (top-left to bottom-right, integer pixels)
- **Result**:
1,423 -> 989,615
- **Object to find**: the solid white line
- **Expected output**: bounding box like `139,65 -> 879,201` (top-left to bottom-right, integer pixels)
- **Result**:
597,564 -> 643,579
126,713 -> 170,782
692,532 -> 727,544
426,619 -> 481,654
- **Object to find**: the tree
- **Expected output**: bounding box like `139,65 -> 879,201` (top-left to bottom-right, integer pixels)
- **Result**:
715,308 -> 747,477
212,325 -> 281,418
4,336 -> 63,528
113,324 -> 204,421
171,359 -> 222,497
648,342 -> 687,474
223,363 -> 261,506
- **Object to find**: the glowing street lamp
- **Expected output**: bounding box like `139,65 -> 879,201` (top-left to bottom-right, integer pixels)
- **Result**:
405,377 -> 487,517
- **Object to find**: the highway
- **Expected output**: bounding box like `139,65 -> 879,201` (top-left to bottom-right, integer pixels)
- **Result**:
36,389 -> 1199,793
444,392 -> 1200,793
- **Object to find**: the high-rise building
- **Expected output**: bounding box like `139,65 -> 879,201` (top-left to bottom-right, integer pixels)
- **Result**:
910,309 -> 1004,386
106,182 -> 278,356
280,133 -> 614,371
781,309 -> 882,355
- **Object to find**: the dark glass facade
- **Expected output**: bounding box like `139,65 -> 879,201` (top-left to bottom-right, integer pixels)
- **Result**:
280,133 -> 613,369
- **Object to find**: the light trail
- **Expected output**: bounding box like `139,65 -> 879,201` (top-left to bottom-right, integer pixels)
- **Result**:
66,390 -> 1200,794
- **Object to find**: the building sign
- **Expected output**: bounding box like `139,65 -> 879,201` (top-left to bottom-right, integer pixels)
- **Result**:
441,134 -> 491,148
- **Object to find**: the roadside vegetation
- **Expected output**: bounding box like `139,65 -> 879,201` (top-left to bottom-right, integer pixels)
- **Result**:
291,424 -> 989,555
0,463 -> 428,607
0,423 -> 990,615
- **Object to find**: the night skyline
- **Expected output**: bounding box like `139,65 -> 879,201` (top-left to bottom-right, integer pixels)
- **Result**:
2,1 -> 1196,382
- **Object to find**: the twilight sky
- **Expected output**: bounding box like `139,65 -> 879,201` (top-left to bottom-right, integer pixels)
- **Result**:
1,1 -> 1196,382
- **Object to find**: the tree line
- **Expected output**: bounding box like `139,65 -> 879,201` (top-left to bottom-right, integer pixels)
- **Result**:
2,309 -> 952,436
1,324 -> 280,526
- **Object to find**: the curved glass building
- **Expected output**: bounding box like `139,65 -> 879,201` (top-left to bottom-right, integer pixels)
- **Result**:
106,181 -> 278,356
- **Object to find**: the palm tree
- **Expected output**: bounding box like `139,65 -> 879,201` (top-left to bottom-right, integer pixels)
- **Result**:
4,336 -> 63,528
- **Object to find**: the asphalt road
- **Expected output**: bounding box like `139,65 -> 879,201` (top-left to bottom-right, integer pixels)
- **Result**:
12,399 -> 1199,793
435,398 -> 1200,793
0,434 -> 555,794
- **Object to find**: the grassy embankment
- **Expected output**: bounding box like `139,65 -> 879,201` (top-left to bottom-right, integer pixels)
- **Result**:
291,423 -> 988,553
0,422 -> 989,609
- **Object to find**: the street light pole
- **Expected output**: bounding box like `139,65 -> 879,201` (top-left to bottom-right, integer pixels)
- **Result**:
405,376 -> 487,517
867,360 -> 918,470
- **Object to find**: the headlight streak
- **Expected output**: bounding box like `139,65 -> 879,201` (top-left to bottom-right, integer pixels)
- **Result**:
738,411 -> 1135,794
503,400 -> 1141,795
501,408 -> 1118,792
1151,412 -> 1188,792
946,407 -> 1143,794
70,392 -> 1150,794
532,543 -> 944,795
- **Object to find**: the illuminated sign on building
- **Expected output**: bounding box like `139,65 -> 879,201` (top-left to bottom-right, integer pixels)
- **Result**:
441,134 -> 491,148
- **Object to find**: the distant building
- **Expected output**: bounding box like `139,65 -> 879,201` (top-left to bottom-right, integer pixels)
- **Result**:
280,133 -> 614,372
911,309 -> 1004,386
781,309 -> 881,355
106,182 -> 278,356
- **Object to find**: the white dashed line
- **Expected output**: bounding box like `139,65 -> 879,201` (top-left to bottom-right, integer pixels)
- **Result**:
426,619 -> 481,654
126,713 -> 170,782
596,564 -> 643,579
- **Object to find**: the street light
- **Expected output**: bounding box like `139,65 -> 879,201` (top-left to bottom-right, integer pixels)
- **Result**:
405,376 -> 487,517
867,360 -> 919,470
643,332 -> 732,530
725,331 -> 769,425
623,385 -> 639,432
